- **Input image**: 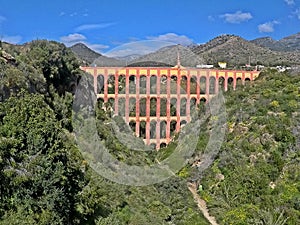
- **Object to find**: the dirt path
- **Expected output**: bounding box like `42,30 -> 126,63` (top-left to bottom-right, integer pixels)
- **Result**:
187,182 -> 219,225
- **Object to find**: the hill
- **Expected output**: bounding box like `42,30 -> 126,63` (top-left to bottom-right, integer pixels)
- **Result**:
251,32 -> 300,52
130,44 -> 205,67
69,43 -> 125,66
68,33 -> 300,68
191,34 -> 300,67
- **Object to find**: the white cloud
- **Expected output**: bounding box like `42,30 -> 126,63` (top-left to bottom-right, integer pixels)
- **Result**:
258,21 -> 280,33
220,11 -> 253,24
294,8 -> 300,19
75,23 -> 116,32
146,33 -> 194,45
284,0 -> 295,5
1,35 -> 22,44
60,33 -> 86,43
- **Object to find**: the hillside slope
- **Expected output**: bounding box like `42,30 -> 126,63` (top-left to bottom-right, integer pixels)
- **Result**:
191,69 -> 300,224
251,32 -> 300,52
192,34 -> 300,66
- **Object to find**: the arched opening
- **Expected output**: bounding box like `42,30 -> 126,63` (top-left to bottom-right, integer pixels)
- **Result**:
209,77 -> 216,94
129,120 -> 136,133
118,75 -> 126,94
108,98 -> 115,112
200,97 -> 207,104
108,75 -> 115,94
129,97 -> 136,116
150,76 -> 157,94
180,75 -> 188,94
150,120 -> 157,139
160,98 -> 167,116
180,120 -> 187,127
245,78 -> 251,85
160,75 -> 167,94
160,120 -> 167,139
170,98 -> 177,116
170,75 -> 177,94
228,77 -> 234,90
97,75 -> 104,94
190,76 -> 197,94
97,97 -> 104,108
236,77 -> 242,88
170,120 -> 177,136
190,97 -> 197,112
150,97 -> 157,116
150,143 -> 156,150
180,98 -> 187,116
129,75 -> 136,94
139,121 -> 146,139
140,75 -> 147,94
139,98 -> 147,116
219,76 -> 225,91
118,97 -> 126,116
160,142 -> 167,149
200,76 -> 206,94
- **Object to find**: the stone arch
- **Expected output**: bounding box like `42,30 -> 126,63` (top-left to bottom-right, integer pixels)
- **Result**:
190,97 -> 197,111
180,75 -> 188,94
200,97 -> 207,103
150,97 -> 157,116
129,120 -> 136,133
150,75 -> 157,94
150,143 -> 156,150
97,97 -> 104,107
108,97 -> 115,111
236,77 -> 242,87
129,75 -> 136,94
160,97 -> 167,116
209,77 -> 216,94
160,142 -> 167,149
170,120 -> 177,136
180,120 -> 187,126
118,97 -> 126,116
190,75 -> 197,94
170,75 -> 177,94
219,76 -> 225,91
129,97 -> 136,116
107,75 -> 115,94
160,120 -> 167,139
160,75 -> 167,94
97,75 -> 104,94
118,75 -> 126,94
200,76 -> 206,94
228,77 -> 234,90
180,97 -> 187,116
139,97 -> 147,116
140,121 -> 146,139
140,75 -> 147,94
150,120 -> 157,139
245,78 -> 251,85
170,98 -> 177,116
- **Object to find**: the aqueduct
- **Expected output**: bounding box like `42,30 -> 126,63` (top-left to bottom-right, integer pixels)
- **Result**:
81,65 -> 260,149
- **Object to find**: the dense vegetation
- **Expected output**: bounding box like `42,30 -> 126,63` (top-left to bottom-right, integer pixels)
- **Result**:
198,70 -> 300,224
0,40 -> 299,224
0,40 -> 207,224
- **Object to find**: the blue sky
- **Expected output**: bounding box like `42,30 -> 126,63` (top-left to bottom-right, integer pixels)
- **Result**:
0,0 -> 300,56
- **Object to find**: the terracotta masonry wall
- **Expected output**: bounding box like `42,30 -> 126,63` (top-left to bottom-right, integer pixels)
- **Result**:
81,66 -> 260,149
